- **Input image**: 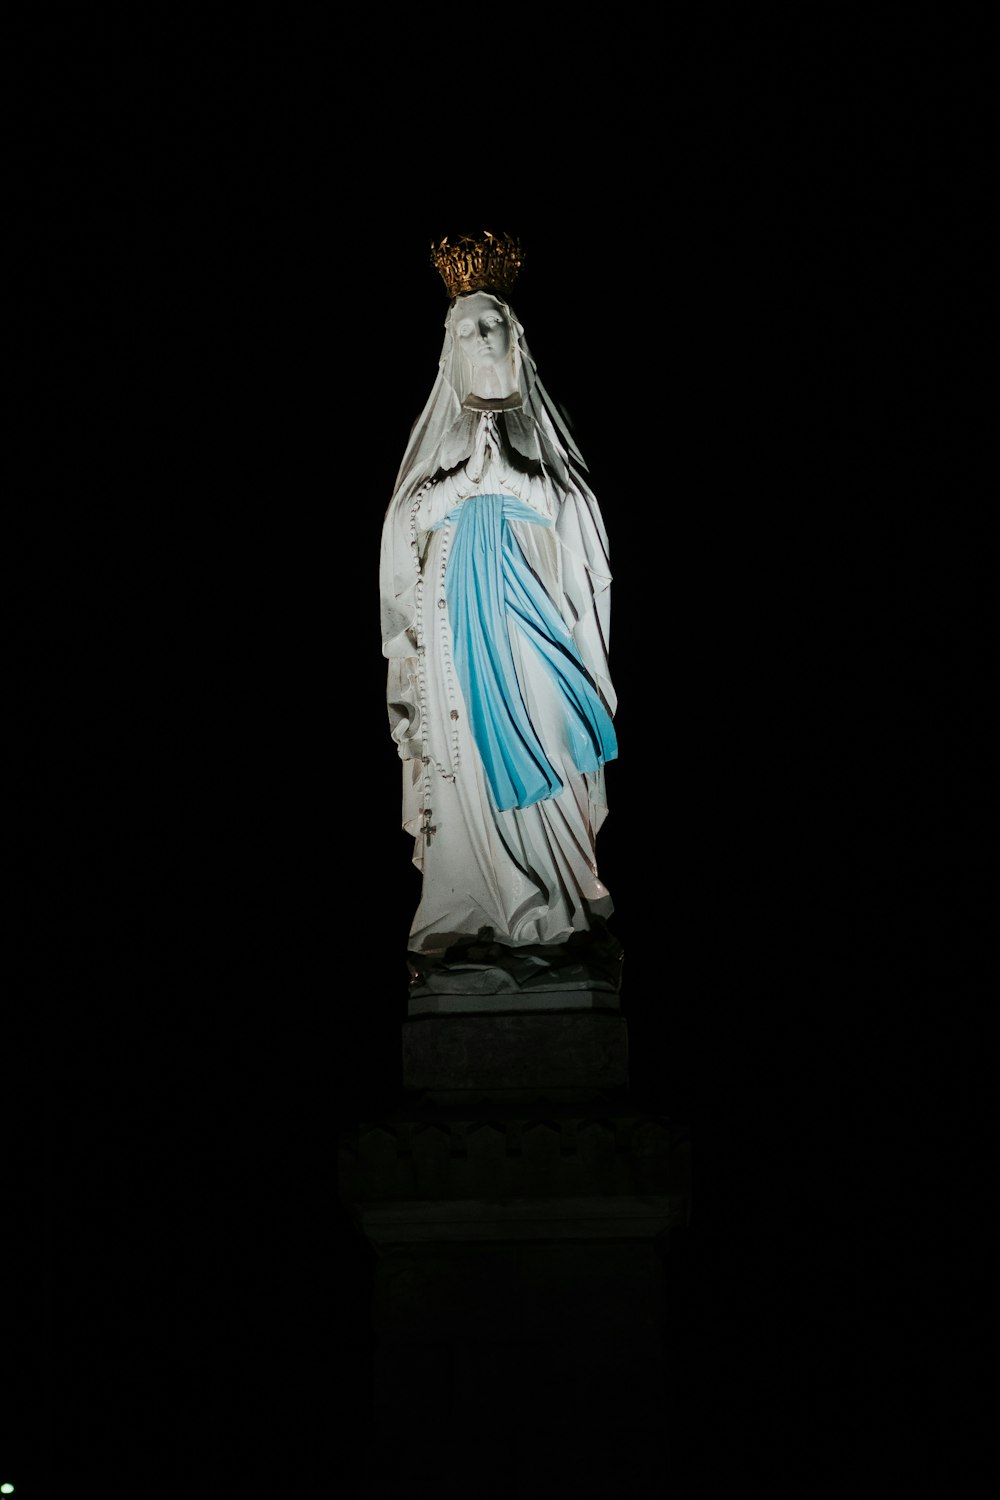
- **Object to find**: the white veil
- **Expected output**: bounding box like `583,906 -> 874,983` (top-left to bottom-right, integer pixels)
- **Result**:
380,291 -> 616,720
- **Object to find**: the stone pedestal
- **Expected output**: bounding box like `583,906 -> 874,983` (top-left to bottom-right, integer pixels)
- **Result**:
402,992 -> 628,1102
339,1095 -> 690,1492
338,986 -> 690,1493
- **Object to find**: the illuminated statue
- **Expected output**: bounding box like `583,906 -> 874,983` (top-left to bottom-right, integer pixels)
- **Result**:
379,234 -> 621,993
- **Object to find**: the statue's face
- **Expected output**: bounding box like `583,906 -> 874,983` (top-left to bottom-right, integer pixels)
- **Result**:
453,294 -> 511,368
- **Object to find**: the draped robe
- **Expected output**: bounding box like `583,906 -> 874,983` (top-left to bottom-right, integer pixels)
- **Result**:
379,295 -> 617,960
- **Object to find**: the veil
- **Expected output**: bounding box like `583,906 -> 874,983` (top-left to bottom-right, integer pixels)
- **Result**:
389,292 -> 585,495
380,291 -> 615,720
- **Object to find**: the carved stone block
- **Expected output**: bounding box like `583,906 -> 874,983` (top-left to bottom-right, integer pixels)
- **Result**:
401,1009 -> 628,1099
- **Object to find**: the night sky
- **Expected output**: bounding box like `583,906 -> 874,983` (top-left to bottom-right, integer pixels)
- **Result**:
14,10 -> 990,1498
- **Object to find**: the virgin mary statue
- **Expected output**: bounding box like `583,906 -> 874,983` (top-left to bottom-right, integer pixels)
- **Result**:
379,233 -> 621,993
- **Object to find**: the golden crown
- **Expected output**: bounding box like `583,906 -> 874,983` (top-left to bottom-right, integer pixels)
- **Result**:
430,231 -> 524,299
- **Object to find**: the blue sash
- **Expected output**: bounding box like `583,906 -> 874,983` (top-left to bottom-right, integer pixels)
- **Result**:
435,493 -> 617,811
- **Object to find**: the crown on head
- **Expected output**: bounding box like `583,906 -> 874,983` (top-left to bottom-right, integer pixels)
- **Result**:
430,231 -> 524,299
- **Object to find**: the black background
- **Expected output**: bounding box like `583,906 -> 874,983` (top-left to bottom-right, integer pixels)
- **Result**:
11,8 -> 991,1497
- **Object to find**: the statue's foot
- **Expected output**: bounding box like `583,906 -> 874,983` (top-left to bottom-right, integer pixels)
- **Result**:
406,926 -> 623,996
409,963 -> 522,996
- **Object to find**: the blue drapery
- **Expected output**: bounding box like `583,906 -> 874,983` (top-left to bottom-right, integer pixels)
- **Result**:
436,493 -> 617,811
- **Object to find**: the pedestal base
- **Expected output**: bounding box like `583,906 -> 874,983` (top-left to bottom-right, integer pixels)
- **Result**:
338,1104 -> 691,1494
401,1006 -> 629,1102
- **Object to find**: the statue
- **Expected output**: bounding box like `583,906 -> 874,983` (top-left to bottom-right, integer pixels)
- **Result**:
379,233 -> 621,996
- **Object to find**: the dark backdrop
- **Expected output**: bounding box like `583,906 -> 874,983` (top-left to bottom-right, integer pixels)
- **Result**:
14,9 -> 990,1498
